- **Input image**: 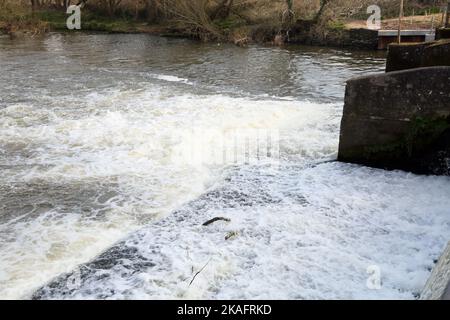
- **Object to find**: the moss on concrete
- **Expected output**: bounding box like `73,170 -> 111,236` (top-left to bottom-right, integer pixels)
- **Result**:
406,116 -> 450,155
350,116 -> 450,171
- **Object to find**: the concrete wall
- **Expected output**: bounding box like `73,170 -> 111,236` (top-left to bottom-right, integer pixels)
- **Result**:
436,28 -> 450,40
386,40 -> 450,72
421,242 -> 450,300
338,66 -> 450,175
378,35 -> 426,50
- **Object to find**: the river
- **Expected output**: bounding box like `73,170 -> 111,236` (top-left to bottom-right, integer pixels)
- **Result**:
0,33 -> 449,299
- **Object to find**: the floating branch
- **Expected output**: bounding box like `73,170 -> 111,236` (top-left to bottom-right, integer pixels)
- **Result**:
202,217 -> 231,226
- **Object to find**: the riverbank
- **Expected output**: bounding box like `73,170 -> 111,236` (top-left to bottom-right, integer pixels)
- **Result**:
0,10 -> 370,48
0,9 -> 286,44
1,0 -> 448,49
0,10 -> 165,36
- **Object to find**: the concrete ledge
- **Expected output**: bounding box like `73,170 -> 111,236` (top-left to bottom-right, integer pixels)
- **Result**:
338,66 -> 450,175
379,30 -> 435,37
421,242 -> 450,300
386,39 -> 450,72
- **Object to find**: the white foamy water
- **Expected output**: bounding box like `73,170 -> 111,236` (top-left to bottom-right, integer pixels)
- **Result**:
151,74 -> 193,85
0,34 -> 448,300
0,84 -> 340,299
35,163 -> 450,300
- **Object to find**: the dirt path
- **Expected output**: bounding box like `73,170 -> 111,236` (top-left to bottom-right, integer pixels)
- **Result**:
346,13 -> 445,30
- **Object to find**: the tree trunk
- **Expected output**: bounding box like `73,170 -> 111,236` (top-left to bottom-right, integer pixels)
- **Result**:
286,0 -> 293,11
106,0 -> 121,16
314,0 -> 330,22
145,0 -> 159,22
210,0 -> 234,20
285,0 -> 294,24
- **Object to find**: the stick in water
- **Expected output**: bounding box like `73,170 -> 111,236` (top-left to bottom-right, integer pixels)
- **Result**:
202,217 -> 231,226
189,258 -> 212,287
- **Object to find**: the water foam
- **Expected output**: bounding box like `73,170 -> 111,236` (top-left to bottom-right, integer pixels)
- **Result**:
0,85 -> 337,299
151,74 -> 193,85
34,163 -> 450,300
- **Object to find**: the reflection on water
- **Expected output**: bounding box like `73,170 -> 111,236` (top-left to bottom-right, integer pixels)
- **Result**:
0,32 -> 386,106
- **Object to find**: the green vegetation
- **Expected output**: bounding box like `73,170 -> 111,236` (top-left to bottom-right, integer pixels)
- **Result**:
328,20 -> 346,31
36,10 -> 139,32
358,116 -> 450,163
215,16 -> 246,31
406,116 -> 450,156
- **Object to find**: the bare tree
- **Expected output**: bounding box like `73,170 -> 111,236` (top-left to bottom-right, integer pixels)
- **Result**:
99,0 -> 122,16
210,0 -> 234,20
165,0 -> 221,39
314,0 -> 330,21
30,0 -> 38,11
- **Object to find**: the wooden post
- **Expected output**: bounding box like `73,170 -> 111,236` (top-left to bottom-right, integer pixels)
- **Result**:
442,7 -> 445,27
398,0 -> 404,44
446,1 -> 450,28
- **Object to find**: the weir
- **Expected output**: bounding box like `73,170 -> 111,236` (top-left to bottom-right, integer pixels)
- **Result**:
338,33 -> 450,300
377,29 -> 436,50
339,33 -> 450,174
338,66 -> 450,175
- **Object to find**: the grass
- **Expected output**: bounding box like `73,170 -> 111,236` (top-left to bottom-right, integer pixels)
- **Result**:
215,15 -> 246,31
328,20 -> 346,31
0,6 -> 141,35
0,7 -> 49,35
35,10 -> 139,33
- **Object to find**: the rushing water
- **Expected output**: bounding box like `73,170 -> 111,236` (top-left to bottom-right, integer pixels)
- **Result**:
0,33 -> 449,300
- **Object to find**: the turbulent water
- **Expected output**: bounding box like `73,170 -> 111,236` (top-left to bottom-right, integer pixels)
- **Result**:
0,33 -> 449,300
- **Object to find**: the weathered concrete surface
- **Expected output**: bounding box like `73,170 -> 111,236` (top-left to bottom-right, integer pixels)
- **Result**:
422,40 -> 450,68
436,28 -> 450,40
338,66 -> 450,175
421,242 -> 450,300
386,39 -> 450,72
